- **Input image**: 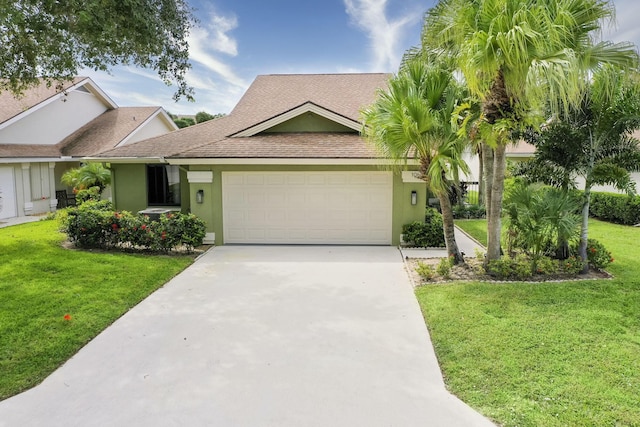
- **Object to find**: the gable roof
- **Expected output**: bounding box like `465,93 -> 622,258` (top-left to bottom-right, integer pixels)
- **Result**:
0,76 -> 179,161
59,107 -> 167,156
0,77 -> 87,125
94,73 -> 391,161
0,77 -> 118,129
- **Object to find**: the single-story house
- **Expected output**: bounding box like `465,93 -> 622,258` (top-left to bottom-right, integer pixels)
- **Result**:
92,73 -> 427,246
0,77 -> 177,219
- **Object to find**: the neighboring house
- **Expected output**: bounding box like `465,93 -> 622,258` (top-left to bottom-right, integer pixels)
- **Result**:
480,137 -> 640,194
92,73 -> 427,245
0,77 -> 178,219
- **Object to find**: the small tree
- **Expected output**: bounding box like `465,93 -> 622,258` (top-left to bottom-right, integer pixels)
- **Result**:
514,66 -> 640,272
61,163 -> 111,197
362,57 -> 469,264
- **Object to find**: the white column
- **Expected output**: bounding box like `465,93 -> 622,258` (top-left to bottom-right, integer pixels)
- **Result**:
48,163 -> 58,210
21,163 -> 33,215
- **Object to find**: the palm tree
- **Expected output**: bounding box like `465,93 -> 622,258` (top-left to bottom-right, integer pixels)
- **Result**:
61,163 -> 111,195
515,65 -> 640,271
362,58 -> 469,264
421,0 -> 638,262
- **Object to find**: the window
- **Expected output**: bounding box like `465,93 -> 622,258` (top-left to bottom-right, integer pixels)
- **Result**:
147,165 -> 181,206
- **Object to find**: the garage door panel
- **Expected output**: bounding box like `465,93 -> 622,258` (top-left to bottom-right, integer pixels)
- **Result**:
223,172 -> 392,244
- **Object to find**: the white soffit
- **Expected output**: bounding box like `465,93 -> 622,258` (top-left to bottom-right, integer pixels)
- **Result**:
232,102 -> 361,137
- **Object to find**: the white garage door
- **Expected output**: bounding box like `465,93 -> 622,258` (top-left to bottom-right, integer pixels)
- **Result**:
222,171 -> 393,244
0,167 -> 17,220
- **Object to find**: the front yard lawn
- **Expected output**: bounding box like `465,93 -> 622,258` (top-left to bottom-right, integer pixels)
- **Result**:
417,219 -> 640,426
0,219 -> 194,400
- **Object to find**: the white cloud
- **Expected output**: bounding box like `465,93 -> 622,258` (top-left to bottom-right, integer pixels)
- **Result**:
344,0 -> 421,71
208,13 -> 239,56
186,10 -> 248,89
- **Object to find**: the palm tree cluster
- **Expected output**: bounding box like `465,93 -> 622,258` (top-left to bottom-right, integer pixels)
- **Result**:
362,0 -> 639,270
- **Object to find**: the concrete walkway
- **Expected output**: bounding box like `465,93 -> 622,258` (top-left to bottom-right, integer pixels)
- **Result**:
0,246 -> 494,427
400,225 -> 485,259
0,215 -> 44,229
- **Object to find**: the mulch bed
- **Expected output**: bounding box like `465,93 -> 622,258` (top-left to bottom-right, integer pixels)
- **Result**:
405,257 -> 612,286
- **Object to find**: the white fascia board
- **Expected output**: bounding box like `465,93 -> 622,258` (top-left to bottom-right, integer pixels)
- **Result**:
115,108 -> 160,148
158,108 -> 180,131
0,78 -> 117,131
0,157 -> 64,164
81,78 -> 119,109
167,158 -> 419,166
81,156 -> 167,164
233,102 -> 361,137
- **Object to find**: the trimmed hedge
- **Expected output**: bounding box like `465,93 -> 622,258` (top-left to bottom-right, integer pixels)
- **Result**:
589,192 -> 640,225
402,208 -> 446,247
60,201 -> 206,252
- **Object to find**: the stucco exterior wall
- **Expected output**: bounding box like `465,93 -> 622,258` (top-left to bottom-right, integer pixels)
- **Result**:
264,113 -> 354,133
125,115 -> 175,145
0,90 -> 108,145
111,164 -> 148,214
185,164 -> 424,246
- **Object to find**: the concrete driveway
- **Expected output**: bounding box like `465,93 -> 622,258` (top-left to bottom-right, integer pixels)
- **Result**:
0,246 -> 493,427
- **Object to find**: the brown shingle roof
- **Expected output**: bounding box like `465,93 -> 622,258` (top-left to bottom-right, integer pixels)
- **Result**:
0,77 -> 87,125
95,73 -> 391,159
228,73 -> 390,134
0,144 -> 61,158
59,107 -> 162,156
178,133 -> 378,158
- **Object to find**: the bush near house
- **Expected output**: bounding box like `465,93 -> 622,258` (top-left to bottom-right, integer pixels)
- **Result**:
61,201 -> 206,252
589,192 -> 640,225
402,208 -> 446,247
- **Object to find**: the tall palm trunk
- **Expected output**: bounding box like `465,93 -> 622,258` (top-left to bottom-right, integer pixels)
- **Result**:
486,143 -> 507,262
477,144 -> 484,205
481,141 -> 493,216
421,157 -> 464,265
579,186 -> 591,274
484,69 -> 511,262
437,189 -> 464,264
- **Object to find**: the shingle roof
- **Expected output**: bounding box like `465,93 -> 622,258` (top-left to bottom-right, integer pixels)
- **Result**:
0,77 -> 87,125
178,133 -> 378,158
0,144 -> 61,158
59,107 -> 162,156
95,73 -> 391,160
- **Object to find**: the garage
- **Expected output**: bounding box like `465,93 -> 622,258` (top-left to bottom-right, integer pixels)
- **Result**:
222,171 -> 393,244
0,167 -> 17,220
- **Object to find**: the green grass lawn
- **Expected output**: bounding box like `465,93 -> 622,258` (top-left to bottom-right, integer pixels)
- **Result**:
418,219 -> 640,426
0,219 -> 194,400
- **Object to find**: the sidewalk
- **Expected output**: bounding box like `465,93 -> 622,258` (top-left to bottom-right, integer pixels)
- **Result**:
400,226 -> 485,259
0,215 -> 45,229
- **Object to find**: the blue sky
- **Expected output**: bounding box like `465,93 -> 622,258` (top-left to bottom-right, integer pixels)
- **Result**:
84,0 -> 640,116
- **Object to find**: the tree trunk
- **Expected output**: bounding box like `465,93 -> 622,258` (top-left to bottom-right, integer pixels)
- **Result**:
477,144 -> 484,205
482,141 -> 493,217
437,189 -> 464,265
579,186 -> 591,274
486,143 -> 507,262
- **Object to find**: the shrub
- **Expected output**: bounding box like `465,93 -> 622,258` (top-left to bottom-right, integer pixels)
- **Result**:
585,239 -> 613,270
487,255 -> 533,280
436,256 -> 453,278
452,203 -> 486,219
562,256 -> 584,275
534,256 -> 558,275
415,261 -> 435,281
61,205 -> 206,253
402,208 -> 445,247
589,192 -> 640,225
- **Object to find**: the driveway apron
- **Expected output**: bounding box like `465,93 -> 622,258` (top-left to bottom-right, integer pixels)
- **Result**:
0,246 -> 493,426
